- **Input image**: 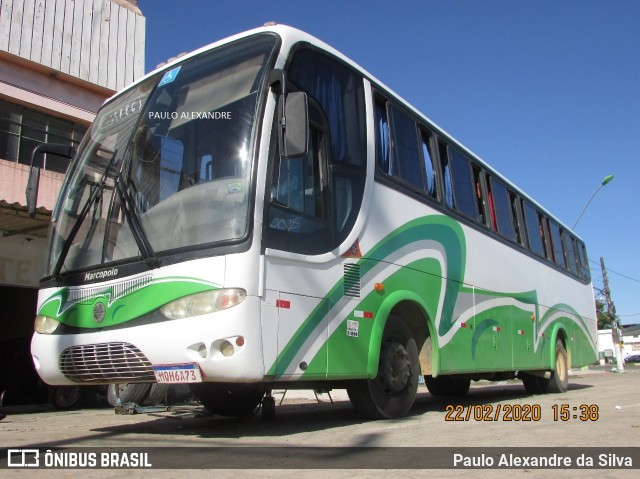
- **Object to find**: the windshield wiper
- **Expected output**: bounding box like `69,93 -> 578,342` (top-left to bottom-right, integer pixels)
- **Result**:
113,173 -> 160,268
52,151 -> 119,283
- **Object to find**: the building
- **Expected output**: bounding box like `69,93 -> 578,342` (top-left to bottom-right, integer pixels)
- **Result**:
597,325 -> 640,364
0,0 -> 145,404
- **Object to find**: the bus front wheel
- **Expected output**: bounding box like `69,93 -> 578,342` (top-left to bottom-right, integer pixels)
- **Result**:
347,316 -> 419,419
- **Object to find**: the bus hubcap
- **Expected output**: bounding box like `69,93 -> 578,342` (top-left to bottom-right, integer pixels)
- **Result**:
379,341 -> 411,393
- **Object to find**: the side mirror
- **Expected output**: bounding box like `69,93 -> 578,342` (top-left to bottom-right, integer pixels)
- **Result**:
26,143 -> 75,217
281,91 -> 309,159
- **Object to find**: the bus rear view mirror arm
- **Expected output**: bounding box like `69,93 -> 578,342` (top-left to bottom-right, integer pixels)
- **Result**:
26,143 -> 76,217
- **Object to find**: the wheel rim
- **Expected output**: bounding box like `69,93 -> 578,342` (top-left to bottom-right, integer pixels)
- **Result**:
556,349 -> 567,382
54,387 -> 81,408
379,340 -> 411,393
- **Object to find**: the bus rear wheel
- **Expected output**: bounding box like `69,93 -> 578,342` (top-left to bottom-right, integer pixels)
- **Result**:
521,339 -> 569,394
347,316 -> 419,419
190,383 -> 265,418
548,339 -> 569,393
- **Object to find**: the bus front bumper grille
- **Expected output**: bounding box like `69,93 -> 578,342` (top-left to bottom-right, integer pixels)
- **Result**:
59,342 -> 156,383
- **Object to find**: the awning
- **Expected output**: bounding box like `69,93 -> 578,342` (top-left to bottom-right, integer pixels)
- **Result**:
0,200 -> 51,238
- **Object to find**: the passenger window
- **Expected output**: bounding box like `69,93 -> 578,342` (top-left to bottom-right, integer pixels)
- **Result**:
388,105 -> 424,191
565,234 -> 579,276
375,100 -> 391,174
490,177 -> 517,242
472,165 -> 486,225
448,148 -> 477,220
509,191 -> 524,245
438,140 -> 454,209
522,200 -> 544,257
420,131 -> 437,199
548,220 -> 566,268
577,242 -> 591,280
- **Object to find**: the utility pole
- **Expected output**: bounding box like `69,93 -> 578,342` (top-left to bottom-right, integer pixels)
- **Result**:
600,257 -> 624,371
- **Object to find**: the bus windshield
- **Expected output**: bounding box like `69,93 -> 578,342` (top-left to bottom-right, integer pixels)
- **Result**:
46,34 -> 277,276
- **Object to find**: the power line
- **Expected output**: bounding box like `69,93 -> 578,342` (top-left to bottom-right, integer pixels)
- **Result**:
589,259 -> 640,284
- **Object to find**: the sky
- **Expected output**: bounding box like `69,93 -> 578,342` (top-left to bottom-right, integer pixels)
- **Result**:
138,0 -> 640,324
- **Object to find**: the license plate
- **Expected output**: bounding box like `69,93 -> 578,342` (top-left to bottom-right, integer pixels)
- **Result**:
152,363 -> 203,384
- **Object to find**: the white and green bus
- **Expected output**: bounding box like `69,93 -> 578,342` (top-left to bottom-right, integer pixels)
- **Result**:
29,24 -> 597,419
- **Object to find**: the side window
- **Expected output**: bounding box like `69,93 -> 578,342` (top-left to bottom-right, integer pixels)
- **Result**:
522,200 -> 544,257
267,102 -> 329,254
420,131 -> 437,199
548,220 -> 566,268
266,46 -> 367,254
577,242 -> 591,280
438,140 -> 454,209
489,176 -> 517,242
564,233 -> 579,276
472,164 -> 486,225
539,212 -> 550,260
388,105 -> 424,191
375,99 -> 391,174
509,191 -> 524,245
448,148 -> 477,219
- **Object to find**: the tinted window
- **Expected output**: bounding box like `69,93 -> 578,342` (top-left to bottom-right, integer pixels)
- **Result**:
375,100 -> 391,174
421,131 -> 437,199
438,140 -> 454,209
388,105 -> 424,191
267,47 -> 367,253
577,242 -> 591,280
565,234 -> 579,275
549,220 -> 566,268
490,177 -> 517,242
288,49 -> 366,167
523,200 -> 544,257
509,191 -> 524,245
449,148 -> 477,219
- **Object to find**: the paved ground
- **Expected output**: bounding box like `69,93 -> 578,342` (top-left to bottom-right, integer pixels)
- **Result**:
1,366 -> 639,478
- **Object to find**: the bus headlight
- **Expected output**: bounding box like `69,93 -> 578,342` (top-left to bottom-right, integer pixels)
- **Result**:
34,315 -> 60,334
161,288 -> 247,320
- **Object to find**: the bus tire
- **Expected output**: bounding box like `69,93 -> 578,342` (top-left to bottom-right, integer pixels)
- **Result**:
107,383 -> 151,406
141,383 -> 169,406
521,373 -> 546,395
347,316 -> 419,419
425,376 -> 470,397
190,383 -> 264,418
48,385 -> 89,410
548,339 -> 569,393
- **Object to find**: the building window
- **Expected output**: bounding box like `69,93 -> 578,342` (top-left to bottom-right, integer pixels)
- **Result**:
0,99 -> 87,173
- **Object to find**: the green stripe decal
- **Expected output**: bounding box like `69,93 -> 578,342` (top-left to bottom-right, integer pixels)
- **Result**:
38,277 -> 219,328
268,215 -> 466,376
269,214 -> 596,378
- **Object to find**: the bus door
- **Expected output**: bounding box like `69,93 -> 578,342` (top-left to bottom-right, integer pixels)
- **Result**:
261,99 -> 333,379
261,46 -> 367,379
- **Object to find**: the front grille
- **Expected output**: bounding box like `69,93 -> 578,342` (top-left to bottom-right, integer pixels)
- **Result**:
59,342 -> 155,383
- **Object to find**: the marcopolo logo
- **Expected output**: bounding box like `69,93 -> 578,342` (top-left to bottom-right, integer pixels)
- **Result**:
84,268 -> 119,282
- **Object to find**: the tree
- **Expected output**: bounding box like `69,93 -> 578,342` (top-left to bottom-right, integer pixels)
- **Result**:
596,299 -> 614,330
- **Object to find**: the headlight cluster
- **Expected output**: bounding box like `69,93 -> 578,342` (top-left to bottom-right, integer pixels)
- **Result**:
34,315 -> 60,334
161,288 -> 247,320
